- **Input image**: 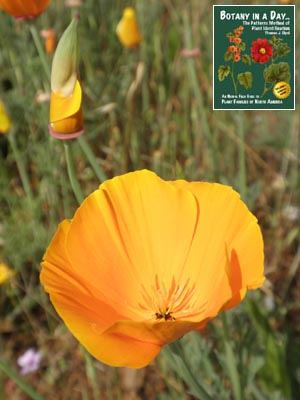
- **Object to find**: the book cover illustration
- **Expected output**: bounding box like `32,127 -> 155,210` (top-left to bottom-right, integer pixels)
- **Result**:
213,5 -> 295,110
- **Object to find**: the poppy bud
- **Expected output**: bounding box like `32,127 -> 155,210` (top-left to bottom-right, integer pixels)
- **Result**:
0,100 -> 12,134
49,15 -> 84,140
116,7 -> 142,48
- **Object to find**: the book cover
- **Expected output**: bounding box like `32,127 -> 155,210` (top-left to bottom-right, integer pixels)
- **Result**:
213,5 -> 295,110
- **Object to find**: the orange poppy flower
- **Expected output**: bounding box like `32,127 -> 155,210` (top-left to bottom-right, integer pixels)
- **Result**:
41,170 -> 264,368
116,7 -> 142,48
49,15 -> 84,140
0,0 -> 50,20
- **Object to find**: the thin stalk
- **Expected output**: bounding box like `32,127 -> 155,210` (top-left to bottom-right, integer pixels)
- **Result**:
7,129 -> 34,207
182,11 -> 216,179
220,314 -> 242,400
64,142 -> 84,204
78,136 -> 107,182
231,60 -> 237,94
235,112 -> 247,202
169,341 -> 213,400
0,360 -> 44,400
81,347 -> 100,399
29,25 -> 51,82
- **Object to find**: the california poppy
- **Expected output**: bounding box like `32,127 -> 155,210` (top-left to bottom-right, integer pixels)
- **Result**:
251,38 -> 273,64
49,15 -> 84,140
0,262 -> 15,285
0,100 -> 12,134
116,7 -> 142,48
41,170 -> 264,368
0,0 -> 50,20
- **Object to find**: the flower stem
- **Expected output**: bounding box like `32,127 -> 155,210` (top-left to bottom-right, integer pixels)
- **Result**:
29,25 -> 51,82
182,10 -> 216,180
231,60 -> 238,94
0,359 -> 44,400
77,136 -> 107,182
7,128 -> 34,207
220,314 -> 243,400
64,141 -> 84,204
235,112 -> 247,202
169,340 -> 213,400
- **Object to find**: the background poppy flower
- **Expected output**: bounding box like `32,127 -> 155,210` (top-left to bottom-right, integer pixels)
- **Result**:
0,0 -> 50,20
41,170 -> 264,368
0,100 -> 12,134
0,262 -> 15,284
116,7 -> 142,48
251,38 -> 273,64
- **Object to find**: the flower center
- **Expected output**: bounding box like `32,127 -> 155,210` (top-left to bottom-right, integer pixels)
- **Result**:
138,275 -> 202,321
259,47 -> 266,55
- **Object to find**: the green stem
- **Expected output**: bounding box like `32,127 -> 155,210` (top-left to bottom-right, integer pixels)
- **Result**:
0,360 -> 44,400
235,112 -> 247,202
220,314 -> 242,400
64,142 -> 84,204
81,347 -> 100,400
7,129 -> 34,206
77,136 -> 107,182
169,341 -> 213,400
29,25 -> 51,82
182,11 -> 216,179
231,60 -> 238,94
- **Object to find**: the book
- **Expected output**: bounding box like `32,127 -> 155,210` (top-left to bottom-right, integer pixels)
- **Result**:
213,4 -> 295,110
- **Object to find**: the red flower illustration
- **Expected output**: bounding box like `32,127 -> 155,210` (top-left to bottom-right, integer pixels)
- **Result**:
251,38 -> 273,64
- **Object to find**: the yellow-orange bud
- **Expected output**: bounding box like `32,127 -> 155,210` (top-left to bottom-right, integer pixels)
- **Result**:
116,7 -> 142,48
49,15 -> 84,139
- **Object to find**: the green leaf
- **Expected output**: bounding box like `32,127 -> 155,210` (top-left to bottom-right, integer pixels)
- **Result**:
269,36 -> 291,59
218,65 -> 231,81
239,41 -> 246,51
237,71 -> 252,89
263,62 -> 291,83
241,54 -> 251,66
224,51 -> 233,62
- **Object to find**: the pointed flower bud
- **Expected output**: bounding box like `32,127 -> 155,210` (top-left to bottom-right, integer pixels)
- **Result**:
49,15 -> 84,140
116,7 -> 142,48
0,0 -> 50,20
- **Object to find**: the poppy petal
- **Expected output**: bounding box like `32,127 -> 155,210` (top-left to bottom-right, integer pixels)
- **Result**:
65,170 -> 199,318
50,80 -> 81,123
96,319 -> 200,367
170,181 -> 264,316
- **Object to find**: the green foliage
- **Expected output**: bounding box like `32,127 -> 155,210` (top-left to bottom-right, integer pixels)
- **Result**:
241,54 -> 251,66
238,71 -> 253,89
263,61 -> 291,83
269,35 -> 291,60
224,51 -> 234,62
218,65 -> 231,81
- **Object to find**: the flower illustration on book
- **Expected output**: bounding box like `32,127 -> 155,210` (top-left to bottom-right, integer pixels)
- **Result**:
217,29 -> 291,99
251,38 -> 273,64
217,25 -> 252,94
252,36 -> 291,98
